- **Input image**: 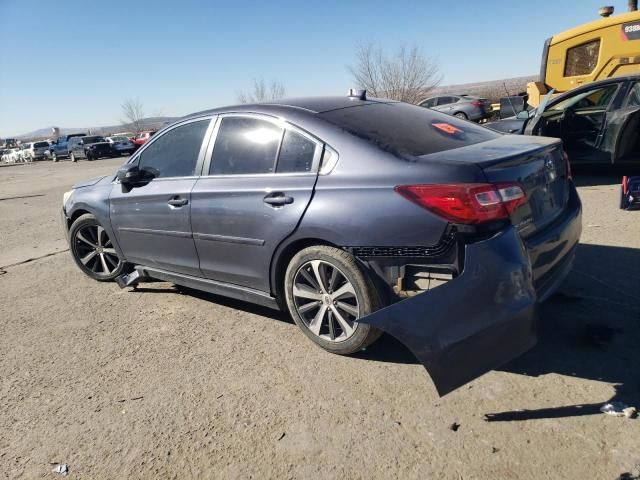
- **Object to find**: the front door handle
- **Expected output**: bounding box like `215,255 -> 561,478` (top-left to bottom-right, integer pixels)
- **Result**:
263,192 -> 294,206
168,196 -> 188,207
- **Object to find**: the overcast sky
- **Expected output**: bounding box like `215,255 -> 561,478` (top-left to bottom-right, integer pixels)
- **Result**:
0,0 -> 619,136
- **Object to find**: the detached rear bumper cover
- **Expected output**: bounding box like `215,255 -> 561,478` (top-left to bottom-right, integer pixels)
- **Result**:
358,223 -> 577,396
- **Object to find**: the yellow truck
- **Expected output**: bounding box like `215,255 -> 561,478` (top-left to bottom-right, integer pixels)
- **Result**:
528,6 -> 640,107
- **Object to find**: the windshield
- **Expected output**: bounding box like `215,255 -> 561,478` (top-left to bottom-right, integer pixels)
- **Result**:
320,102 -> 499,158
82,136 -> 106,144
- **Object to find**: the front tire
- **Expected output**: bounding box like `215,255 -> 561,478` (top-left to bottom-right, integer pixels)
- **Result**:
69,213 -> 128,281
284,245 -> 383,355
52,152 -> 58,162
70,152 -> 77,162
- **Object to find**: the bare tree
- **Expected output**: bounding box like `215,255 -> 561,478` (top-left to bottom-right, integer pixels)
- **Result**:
121,98 -> 146,133
348,43 -> 442,104
237,78 -> 286,103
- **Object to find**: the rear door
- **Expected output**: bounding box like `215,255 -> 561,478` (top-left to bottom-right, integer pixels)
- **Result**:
191,114 -> 322,292
110,117 -> 213,276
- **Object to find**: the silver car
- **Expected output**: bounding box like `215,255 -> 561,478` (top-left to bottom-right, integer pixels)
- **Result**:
419,94 -> 492,122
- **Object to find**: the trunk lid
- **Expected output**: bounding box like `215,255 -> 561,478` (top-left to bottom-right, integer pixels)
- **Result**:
419,136 -> 570,237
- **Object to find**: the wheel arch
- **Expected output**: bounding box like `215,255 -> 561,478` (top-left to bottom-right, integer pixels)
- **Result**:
269,237 -> 338,304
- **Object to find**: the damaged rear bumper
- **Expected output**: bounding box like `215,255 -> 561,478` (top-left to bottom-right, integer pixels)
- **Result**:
358,191 -> 581,396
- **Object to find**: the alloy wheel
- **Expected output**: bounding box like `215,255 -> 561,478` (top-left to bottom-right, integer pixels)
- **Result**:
292,260 -> 360,342
73,225 -> 121,276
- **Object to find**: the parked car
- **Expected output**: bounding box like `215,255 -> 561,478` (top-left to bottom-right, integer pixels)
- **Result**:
61,93 -> 581,395
620,176 -> 640,209
22,141 -> 50,161
419,94 -> 492,122
47,133 -> 87,161
68,135 -> 114,161
2,148 -> 22,163
488,75 -> 640,168
106,136 -> 136,156
132,130 -> 156,148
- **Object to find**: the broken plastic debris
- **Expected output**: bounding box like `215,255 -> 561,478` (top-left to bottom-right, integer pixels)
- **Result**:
52,464 -> 68,476
600,402 -> 637,418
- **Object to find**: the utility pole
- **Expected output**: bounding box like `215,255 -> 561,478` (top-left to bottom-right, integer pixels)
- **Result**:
630,0 -> 638,12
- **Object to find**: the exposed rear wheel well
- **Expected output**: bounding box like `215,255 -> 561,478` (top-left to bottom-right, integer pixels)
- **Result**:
271,238 -> 336,308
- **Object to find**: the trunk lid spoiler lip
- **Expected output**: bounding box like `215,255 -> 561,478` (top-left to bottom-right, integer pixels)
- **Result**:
416,136 -> 563,169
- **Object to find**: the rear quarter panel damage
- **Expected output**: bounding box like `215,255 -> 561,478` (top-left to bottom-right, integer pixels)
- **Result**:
358,227 -> 538,396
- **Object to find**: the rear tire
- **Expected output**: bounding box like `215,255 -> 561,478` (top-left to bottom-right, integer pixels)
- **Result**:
454,112 -> 468,120
284,245 -> 383,355
52,152 -> 58,162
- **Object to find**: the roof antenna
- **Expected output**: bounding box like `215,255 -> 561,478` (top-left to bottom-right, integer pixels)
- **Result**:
348,89 -> 367,101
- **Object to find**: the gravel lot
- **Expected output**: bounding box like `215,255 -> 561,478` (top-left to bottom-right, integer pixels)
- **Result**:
1,159 -> 639,479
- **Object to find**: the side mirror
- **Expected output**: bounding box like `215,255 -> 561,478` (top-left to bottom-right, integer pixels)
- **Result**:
516,110 -> 530,120
116,163 -> 142,185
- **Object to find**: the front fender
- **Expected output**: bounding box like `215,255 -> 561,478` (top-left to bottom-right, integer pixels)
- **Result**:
358,227 -> 538,396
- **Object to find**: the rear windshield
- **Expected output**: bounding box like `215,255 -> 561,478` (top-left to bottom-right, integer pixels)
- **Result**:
34,142 -> 49,148
320,102 -> 499,158
82,136 -> 105,144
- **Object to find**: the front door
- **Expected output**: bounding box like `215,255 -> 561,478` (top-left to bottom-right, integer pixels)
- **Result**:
532,83 -> 620,164
190,114 -> 322,292
110,118 -> 212,276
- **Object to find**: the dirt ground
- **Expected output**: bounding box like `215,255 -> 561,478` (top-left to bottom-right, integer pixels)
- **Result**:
1,159 -> 639,479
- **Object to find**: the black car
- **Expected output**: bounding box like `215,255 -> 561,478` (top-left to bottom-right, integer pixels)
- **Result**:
61,93 -> 581,395
488,75 -> 640,169
68,135 -> 114,162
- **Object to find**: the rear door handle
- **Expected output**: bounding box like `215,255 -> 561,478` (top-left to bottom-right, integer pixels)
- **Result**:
263,192 -> 294,206
168,196 -> 188,207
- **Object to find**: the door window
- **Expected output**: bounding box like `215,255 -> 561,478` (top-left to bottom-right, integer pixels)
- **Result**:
548,84 -> 618,112
276,130 -> 317,173
437,96 -> 456,106
210,117 -> 283,175
626,82 -> 640,107
138,120 -> 209,178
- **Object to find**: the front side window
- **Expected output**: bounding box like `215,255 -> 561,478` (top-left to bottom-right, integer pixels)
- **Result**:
564,39 -> 600,77
548,84 -> 618,112
210,117 -> 283,175
276,130 -> 317,173
421,98 -> 436,108
138,119 -> 209,178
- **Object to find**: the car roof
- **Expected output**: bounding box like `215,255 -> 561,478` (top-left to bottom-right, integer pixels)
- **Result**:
185,96 -> 398,119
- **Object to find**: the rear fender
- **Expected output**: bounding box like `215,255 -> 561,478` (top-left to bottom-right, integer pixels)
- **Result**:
358,227 -> 537,396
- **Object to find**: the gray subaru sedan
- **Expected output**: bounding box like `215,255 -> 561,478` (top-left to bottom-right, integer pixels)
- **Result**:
61,91 -> 582,395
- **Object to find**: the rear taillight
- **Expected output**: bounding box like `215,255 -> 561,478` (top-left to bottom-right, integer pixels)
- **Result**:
395,183 -> 527,225
563,150 -> 572,180
471,100 -> 483,107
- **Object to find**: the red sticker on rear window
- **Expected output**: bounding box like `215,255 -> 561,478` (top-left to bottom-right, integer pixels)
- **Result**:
432,122 -> 463,135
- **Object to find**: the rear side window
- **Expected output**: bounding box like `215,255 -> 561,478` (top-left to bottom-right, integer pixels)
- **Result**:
564,39 -> 600,77
138,120 -> 209,178
320,102 -> 500,158
276,130 -> 316,173
210,117 -> 283,175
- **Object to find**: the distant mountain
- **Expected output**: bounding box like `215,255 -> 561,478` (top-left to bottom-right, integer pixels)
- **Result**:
14,117 -> 178,140
427,75 -> 538,102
